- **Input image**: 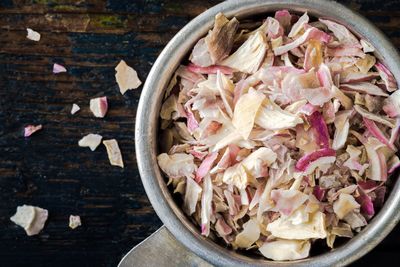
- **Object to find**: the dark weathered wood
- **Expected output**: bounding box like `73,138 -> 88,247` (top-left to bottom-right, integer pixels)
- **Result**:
0,0 -> 398,266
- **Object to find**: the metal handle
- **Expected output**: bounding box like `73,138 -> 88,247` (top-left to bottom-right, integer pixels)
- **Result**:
118,226 -> 213,267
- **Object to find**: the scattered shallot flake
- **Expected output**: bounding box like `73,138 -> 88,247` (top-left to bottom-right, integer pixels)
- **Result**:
24,124 -> 42,137
26,28 -> 41,41
115,60 -> 142,94
103,139 -> 124,168
69,215 -> 82,229
78,133 -> 102,151
53,63 -> 67,74
10,205 -> 48,236
90,96 -> 108,118
71,103 -> 80,115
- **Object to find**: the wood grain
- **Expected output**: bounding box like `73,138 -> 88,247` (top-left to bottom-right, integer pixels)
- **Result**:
0,0 -> 399,266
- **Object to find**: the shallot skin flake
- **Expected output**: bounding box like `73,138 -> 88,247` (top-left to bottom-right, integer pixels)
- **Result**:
90,96 -> 108,118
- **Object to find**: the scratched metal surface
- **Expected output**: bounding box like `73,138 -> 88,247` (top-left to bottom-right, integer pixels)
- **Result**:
0,0 -> 399,266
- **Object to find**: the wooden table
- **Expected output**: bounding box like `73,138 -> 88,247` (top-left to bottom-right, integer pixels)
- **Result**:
0,0 -> 399,266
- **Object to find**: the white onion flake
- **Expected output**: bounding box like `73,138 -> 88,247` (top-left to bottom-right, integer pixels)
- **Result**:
267,210 -> 327,239
26,28 -> 41,41
69,215 -> 82,229
10,205 -> 48,236
232,88 -> 265,139
90,96 -> 108,118
156,10 -> 397,261
234,219 -> 260,248
221,31 -> 268,74
259,240 -> 311,261
71,103 -> 80,115
103,139 -> 124,168
78,133 -> 102,151
115,60 -> 142,94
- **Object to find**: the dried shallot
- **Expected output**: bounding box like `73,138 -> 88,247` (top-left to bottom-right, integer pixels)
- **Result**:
157,11 -> 398,261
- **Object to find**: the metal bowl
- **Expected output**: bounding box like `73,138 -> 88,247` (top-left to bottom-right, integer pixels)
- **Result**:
135,0 -> 400,266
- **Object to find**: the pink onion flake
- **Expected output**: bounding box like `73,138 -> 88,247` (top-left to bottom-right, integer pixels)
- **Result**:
375,62 -> 397,92
274,10 -> 292,32
295,148 -> 336,171
24,124 -> 43,137
195,152 -> 219,183
358,180 -> 379,192
389,118 -> 400,148
53,63 -> 67,74
186,107 -> 199,133
356,190 -> 375,216
309,111 -> 330,148
90,96 -> 108,118
299,103 -> 318,116
389,161 -> 400,174
313,186 -> 326,202
274,27 -> 330,56
374,186 -> 386,208
187,63 -> 234,75
378,151 -> 388,182
189,149 -> 207,160
363,117 -> 394,150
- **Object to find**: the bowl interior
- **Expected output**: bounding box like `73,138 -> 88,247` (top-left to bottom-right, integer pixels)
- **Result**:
136,0 -> 400,266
